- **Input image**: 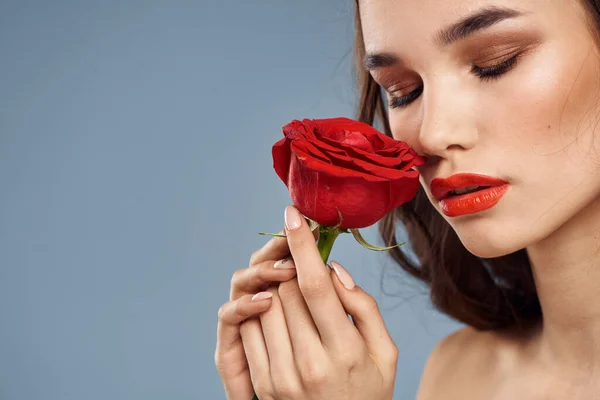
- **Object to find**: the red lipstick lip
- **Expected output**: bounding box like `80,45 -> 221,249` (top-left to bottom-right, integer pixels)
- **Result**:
430,173 -> 509,201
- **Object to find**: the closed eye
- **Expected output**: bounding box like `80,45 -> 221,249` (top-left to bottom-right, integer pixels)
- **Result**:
388,53 -> 521,109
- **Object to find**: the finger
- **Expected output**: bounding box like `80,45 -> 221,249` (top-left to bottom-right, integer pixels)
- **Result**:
230,258 -> 297,301
237,294 -> 275,395
259,286 -> 303,392
277,277 -> 325,370
283,205 -> 358,345
215,294 -> 272,400
250,226 -> 319,267
330,261 -> 399,370
240,317 -> 271,395
217,292 -> 274,351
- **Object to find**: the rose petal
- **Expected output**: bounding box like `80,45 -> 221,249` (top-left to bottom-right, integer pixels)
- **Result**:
272,137 -> 292,185
290,145 -> 388,182
275,117 -> 424,228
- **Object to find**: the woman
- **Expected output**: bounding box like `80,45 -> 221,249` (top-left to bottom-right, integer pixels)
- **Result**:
216,0 -> 600,398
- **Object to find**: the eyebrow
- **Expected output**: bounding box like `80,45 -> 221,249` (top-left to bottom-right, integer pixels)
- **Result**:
364,6 -> 525,71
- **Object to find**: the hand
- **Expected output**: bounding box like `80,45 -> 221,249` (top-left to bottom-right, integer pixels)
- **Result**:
240,206 -> 399,400
215,225 -> 318,400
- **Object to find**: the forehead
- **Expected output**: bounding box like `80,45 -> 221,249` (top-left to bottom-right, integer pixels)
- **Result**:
358,0 -> 571,52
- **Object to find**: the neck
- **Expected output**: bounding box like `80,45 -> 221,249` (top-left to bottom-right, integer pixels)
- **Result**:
527,195 -> 600,379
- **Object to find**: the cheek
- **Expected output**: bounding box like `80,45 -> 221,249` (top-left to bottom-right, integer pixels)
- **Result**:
389,108 -> 423,150
488,42 -> 600,248
503,41 -> 600,161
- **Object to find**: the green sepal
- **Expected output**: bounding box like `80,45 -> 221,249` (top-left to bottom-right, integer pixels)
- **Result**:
307,218 -> 319,232
257,217 -> 320,238
350,228 -> 405,251
257,232 -> 287,238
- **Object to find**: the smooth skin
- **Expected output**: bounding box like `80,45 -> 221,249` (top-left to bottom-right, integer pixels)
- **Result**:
215,205 -> 398,400
361,0 -> 600,398
218,0 -> 600,398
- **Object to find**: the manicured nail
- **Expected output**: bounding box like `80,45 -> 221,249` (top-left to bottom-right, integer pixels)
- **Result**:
330,261 -> 355,290
284,205 -> 302,231
251,292 -> 273,301
274,258 -> 296,269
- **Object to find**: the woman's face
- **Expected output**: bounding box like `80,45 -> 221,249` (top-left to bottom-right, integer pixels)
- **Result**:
361,0 -> 600,257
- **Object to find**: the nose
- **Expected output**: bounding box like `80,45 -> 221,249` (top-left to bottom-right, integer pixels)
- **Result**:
416,78 -> 479,158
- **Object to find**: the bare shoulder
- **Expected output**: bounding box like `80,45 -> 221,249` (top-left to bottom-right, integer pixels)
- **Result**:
414,326 -> 482,400
415,326 -> 522,400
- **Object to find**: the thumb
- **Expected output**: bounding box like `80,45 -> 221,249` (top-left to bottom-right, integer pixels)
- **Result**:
329,261 -> 398,367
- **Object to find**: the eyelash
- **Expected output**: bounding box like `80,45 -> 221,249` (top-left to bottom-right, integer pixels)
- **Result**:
388,54 -> 520,109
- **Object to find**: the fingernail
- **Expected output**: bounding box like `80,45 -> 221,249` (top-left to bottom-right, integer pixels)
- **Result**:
274,258 -> 296,269
251,292 -> 273,301
284,205 -> 302,231
330,261 -> 355,290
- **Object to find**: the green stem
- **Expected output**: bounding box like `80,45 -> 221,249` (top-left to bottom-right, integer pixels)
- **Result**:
251,224 -> 342,400
316,225 -> 341,264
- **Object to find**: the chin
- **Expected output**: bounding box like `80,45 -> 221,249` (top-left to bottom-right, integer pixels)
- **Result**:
448,217 -> 532,259
460,239 -> 522,259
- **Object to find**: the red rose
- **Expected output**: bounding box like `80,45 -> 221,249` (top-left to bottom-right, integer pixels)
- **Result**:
272,117 -> 425,229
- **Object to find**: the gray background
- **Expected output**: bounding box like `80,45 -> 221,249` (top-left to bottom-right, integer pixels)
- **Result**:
0,1 -> 462,399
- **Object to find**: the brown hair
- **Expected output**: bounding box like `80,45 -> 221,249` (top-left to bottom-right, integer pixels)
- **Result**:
353,0 -> 600,331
